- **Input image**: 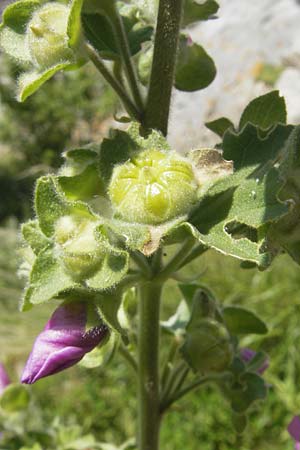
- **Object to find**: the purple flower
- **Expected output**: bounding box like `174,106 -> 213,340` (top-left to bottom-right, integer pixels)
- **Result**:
288,416 -> 300,450
21,302 -> 108,384
0,363 -> 10,394
240,348 -> 269,375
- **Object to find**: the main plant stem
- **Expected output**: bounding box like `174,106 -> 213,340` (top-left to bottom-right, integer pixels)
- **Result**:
138,281 -> 162,450
144,0 -> 184,135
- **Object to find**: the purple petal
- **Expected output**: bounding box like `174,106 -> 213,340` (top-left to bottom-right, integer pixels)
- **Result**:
240,347 -> 269,374
296,442 -> 300,450
0,363 -> 10,394
288,416 -> 300,442
21,303 -> 108,384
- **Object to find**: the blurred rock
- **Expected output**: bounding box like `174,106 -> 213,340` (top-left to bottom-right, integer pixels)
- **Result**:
169,0 -> 300,151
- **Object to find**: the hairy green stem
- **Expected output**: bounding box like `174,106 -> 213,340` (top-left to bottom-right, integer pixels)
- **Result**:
138,281 -> 162,450
109,3 -> 144,113
144,0 -> 184,135
85,43 -> 141,121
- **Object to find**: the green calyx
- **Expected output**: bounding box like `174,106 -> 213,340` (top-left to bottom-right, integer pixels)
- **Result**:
181,318 -> 233,373
108,149 -> 198,224
27,3 -> 74,69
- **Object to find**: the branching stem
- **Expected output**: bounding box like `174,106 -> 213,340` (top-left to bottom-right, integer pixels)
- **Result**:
85,43 -> 141,121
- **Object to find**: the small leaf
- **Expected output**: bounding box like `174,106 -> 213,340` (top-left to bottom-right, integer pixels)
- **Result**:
35,176 -> 95,237
58,165 -> 106,201
95,291 -> 127,336
86,250 -> 129,291
2,0 -> 40,32
23,247 -> 79,307
175,37 -> 216,92
17,63 -> 77,102
21,220 -> 50,255
82,12 -> 152,60
205,117 -> 234,138
183,0 -> 219,27
223,306 -> 268,335
99,123 -> 170,184
239,91 -> 286,131
0,384 -> 30,412
231,372 -> 267,413
67,0 -> 84,48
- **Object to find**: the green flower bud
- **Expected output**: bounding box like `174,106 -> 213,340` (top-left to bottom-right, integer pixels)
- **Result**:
181,318 -> 233,373
55,215 -> 103,280
27,3 -> 74,69
108,149 -> 198,224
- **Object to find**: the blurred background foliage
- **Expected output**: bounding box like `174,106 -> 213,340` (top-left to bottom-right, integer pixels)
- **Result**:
0,54 -> 118,223
0,51 -> 299,450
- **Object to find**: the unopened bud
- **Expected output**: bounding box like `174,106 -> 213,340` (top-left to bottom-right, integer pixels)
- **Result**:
27,3 -> 73,68
181,318 -> 233,373
109,149 -> 198,224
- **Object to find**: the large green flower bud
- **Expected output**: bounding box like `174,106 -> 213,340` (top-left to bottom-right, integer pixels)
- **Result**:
181,318 -> 233,373
55,215 -> 103,280
27,3 -> 74,69
108,149 -> 198,224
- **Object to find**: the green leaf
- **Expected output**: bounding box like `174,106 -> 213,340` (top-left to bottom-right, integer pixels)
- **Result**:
23,247 -> 79,307
17,63 -> 78,102
99,123 -> 170,184
0,384 -> 30,412
223,123 -> 292,171
67,0 -> 84,48
175,37 -> 216,92
35,176 -> 96,237
231,372 -> 267,413
1,0 -> 41,31
82,12 -> 152,60
189,165 -> 289,266
205,117 -> 234,138
86,250 -> 129,291
95,291 -> 127,336
21,220 -> 50,255
106,219 -> 151,252
183,0 -> 219,27
239,91 -> 286,131
222,306 -> 268,335
58,166 -> 106,202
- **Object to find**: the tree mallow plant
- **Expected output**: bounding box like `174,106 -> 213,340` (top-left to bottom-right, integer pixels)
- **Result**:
0,0 -> 299,449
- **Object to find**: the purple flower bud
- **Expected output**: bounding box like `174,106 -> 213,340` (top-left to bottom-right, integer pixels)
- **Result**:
240,348 -> 269,375
21,303 -> 108,384
0,363 -> 10,394
288,416 -> 300,444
